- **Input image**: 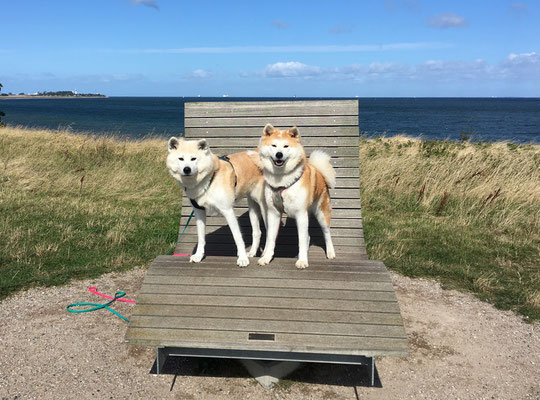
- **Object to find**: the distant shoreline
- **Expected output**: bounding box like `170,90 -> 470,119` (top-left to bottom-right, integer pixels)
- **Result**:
0,95 -> 107,99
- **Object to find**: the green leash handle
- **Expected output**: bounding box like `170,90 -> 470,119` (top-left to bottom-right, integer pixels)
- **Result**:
66,291 -> 130,322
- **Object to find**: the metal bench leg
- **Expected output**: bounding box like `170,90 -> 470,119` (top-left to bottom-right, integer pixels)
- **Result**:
369,357 -> 375,386
156,346 -> 167,375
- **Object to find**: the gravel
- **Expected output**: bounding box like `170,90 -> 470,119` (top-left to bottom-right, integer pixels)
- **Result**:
0,268 -> 538,400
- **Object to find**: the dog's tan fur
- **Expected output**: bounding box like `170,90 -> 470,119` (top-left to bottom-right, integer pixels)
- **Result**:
257,124 -> 336,268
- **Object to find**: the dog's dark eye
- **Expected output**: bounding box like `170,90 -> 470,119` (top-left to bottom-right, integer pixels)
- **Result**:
272,144 -> 277,147
284,145 -> 289,148
179,157 -> 184,161
191,157 -> 197,161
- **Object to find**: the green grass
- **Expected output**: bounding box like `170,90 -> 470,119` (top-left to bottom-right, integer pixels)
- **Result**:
1,127 -> 539,322
360,136 -> 539,321
0,127 -> 181,299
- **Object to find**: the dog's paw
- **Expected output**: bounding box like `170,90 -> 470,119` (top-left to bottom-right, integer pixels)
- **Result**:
237,255 -> 249,267
257,255 -> 272,266
295,259 -> 309,269
190,253 -> 204,263
247,247 -> 258,257
326,248 -> 336,260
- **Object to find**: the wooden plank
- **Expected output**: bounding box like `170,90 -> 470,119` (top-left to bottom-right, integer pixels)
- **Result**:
139,284 -> 394,301
130,315 -> 406,338
185,100 -> 359,118
179,225 -> 364,239
153,255 -> 380,269
142,274 -> 390,291
210,146 -> 360,157
136,293 -> 399,313
198,136 -> 357,148
177,216 -> 363,230
173,243 -> 367,258
185,116 -> 359,128
185,126 -> 358,138
125,328 -> 409,356
179,206 -> 362,219
177,233 -> 364,247
180,196 -> 360,210
132,304 -> 404,326
147,265 -> 390,282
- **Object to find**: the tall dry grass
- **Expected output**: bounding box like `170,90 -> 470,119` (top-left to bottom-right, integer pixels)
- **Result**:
0,126 -> 181,298
359,136 -> 539,320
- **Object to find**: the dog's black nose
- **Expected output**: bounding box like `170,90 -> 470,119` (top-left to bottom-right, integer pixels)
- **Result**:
276,152 -> 283,159
183,167 -> 191,174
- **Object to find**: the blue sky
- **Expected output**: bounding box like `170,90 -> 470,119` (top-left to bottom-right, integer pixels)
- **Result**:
1,0 -> 539,97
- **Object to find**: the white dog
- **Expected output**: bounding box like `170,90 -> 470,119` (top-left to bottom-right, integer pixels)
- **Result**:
166,137 -> 266,266
257,124 -> 336,269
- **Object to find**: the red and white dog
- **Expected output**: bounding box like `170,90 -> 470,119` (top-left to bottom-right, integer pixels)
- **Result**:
257,124 -> 336,268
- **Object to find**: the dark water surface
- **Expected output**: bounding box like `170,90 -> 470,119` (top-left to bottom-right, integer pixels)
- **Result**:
1,97 -> 539,143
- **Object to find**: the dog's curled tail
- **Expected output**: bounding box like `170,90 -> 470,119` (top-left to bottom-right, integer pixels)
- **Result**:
308,150 -> 336,189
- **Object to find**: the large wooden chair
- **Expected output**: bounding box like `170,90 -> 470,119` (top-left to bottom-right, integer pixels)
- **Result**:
125,100 -> 408,387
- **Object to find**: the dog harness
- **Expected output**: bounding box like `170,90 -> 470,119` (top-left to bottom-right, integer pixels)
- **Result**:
188,155 -> 237,211
268,168 -> 304,213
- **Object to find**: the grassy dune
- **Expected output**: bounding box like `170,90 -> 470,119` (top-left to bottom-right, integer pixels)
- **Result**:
0,127 -> 181,298
359,136 -> 539,321
1,127 -> 539,320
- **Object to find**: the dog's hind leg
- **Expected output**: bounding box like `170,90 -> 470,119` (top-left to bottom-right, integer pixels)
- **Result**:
247,198 -> 262,257
190,207 -> 206,263
314,197 -> 335,260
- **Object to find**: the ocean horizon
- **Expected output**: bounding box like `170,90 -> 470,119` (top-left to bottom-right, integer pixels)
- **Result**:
1,96 -> 539,143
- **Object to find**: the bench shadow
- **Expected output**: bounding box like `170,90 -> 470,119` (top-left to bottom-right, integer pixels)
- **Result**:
184,211 -> 327,258
151,357 -> 382,389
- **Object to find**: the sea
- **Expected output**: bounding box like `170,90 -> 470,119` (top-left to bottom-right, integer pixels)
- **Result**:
1,97 -> 539,143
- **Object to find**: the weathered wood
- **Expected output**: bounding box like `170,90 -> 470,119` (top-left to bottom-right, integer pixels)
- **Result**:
147,265 -> 389,282
130,315 -> 405,338
185,115 -> 359,128
185,126 -> 359,138
125,100 -> 409,370
126,328 -> 408,356
132,304 -> 404,326
142,272 -> 389,291
139,284 -> 393,301
185,100 -> 359,118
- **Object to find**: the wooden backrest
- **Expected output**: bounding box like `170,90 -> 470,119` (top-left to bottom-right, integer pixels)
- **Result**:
174,100 -> 366,259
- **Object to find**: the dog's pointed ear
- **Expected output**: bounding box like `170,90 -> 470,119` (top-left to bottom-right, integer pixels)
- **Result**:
289,126 -> 300,138
168,136 -> 183,151
197,138 -> 209,151
263,123 -> 275,136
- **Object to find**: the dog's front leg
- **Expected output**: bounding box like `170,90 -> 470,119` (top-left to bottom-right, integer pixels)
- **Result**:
258,207 -> 281,266
190,207 -> 206,263
221,208 -> 249,267
295,211 -> 310,269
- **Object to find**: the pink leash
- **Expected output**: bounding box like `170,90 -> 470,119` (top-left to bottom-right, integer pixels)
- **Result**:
88,286 -> 136,304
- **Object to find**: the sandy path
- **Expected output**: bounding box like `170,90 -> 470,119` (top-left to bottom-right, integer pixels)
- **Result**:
0,269 -> 538,400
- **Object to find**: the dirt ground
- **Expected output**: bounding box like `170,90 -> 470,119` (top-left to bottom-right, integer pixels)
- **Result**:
0,268 -> 538,400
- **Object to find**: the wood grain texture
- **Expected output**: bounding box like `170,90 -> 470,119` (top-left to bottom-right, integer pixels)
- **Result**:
125,100 -> 408,361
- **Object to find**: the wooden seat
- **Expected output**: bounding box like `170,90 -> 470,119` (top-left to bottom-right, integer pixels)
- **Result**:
125,100 -> 408,387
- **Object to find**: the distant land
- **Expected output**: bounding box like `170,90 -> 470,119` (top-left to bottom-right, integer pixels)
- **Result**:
0,90 -> 106,99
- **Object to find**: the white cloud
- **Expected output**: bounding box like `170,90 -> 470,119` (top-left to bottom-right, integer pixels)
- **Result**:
263,62 -> 322,78
131,0 -> 159,10
250,52 -> 540,82
329,24 -> 355,34
427,13 -> 468,28
272,20 -> 290,29
186,69 -> 213,79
